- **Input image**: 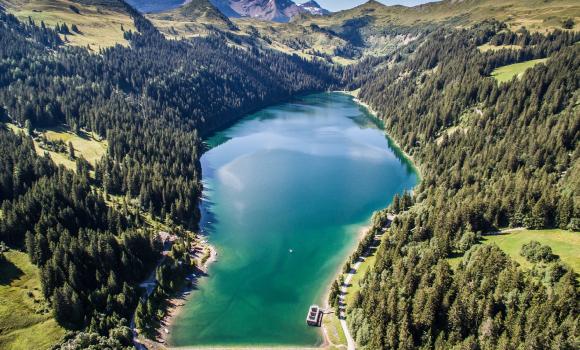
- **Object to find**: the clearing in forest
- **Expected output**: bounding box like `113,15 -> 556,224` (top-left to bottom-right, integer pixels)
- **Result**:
0,251 -> 65,350
482,229 -> 580,272
491,58 -> 548,83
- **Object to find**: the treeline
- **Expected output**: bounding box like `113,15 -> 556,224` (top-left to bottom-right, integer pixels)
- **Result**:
134,237 -> 196,338
345,21 -> 579,349
0,126 -> 160,347
350,218 -> 578,349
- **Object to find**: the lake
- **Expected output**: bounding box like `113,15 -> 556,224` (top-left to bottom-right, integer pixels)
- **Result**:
170,92 -> 418,347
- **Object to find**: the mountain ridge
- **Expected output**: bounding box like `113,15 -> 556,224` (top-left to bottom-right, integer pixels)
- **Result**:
209,0 -> 329,22
298,0 -> 329,16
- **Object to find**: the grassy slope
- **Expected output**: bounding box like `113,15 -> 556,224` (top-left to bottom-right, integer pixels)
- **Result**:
6,123 -> 107,171
483,229 -> 580,272
43,127 -> 107,166
234,19 -> 354,63
491,58 -> 548,83
0,0 -> 136,48
147,0 -> 235,39
299,0 -> 580,32
478,43 -> 522,52
145,0 -> 579,65
344,252 -> 377,308
448,229 -> 580,272
235,0 -> 579,63
149,9 -> 356,65
322,313 -> 347,349
0,251 -> 65,350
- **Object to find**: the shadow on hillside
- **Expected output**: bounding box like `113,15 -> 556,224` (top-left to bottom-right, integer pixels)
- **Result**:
0,258 -> 24,285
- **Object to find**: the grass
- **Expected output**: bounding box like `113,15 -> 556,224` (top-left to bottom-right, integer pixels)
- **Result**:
43,127 -> 107,166
344,251 -> 377,308
6,123 -> 107,171
0,251 -> 65,350
449,229 -> 580,273
299,0 -> 580,33
482,229 -> 580,272
491,58 -> 548,83
1,0 -> 136,49
322,312 -> 346,348
478,43 -> 522,52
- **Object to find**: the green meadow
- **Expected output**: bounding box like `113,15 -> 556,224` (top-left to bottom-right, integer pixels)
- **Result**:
0,251 -> 65,350
482,229 -> 579,272
491,58 -> 548,83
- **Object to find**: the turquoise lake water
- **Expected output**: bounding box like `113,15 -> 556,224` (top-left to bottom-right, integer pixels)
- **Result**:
170,92 -> 418,347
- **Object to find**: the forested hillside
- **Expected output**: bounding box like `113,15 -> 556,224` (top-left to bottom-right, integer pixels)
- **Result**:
343,21 -> 580,349
0,4 -> 337,348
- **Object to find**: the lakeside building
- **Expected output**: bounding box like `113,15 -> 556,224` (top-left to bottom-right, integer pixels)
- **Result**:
306,305 -> 322,326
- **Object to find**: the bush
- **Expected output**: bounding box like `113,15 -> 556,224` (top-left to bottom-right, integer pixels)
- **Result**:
0,241 -> 7,262
520,240 -> 557,263
457,231 -> 478,253
567,218 -> 580,232
562,18 -> 575,29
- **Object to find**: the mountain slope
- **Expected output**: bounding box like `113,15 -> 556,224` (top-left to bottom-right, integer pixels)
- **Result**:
148,0 -> 237,37
210,0 -> 302,22
0,0 -> 137,48
125,0 -> 185,13
298,0 -> 580,32
298,0 -> 329,16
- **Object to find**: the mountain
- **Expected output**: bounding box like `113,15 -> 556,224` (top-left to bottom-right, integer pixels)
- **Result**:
125,0 -> 186,13
164,0 -> 232,23
147,0 -> 238,35
209,0 -> 303,22
209,0 -> 241,17
298,0 -> 329,16
299,0 -> 580,31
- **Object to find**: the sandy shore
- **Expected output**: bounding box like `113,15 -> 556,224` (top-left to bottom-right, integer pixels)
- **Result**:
154,238 -> 218,347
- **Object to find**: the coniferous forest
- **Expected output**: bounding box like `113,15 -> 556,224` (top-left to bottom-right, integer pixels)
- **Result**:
342,22 -> 579,349
0,1 -> 578,349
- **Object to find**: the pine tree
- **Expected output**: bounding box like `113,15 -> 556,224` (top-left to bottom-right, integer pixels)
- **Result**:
24,119 -> 33,136
68,141 -> 75,160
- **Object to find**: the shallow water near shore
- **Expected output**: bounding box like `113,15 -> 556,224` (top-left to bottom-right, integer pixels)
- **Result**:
169,92 -> 418,347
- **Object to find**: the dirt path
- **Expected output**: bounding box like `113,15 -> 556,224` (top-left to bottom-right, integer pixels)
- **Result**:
337,229 -> 385,350
492,227 -> 526,235
339,259 -> 360,350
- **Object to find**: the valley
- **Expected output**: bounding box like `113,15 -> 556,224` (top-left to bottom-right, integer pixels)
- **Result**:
0,0 -> 578,350
169,93 -> 417,347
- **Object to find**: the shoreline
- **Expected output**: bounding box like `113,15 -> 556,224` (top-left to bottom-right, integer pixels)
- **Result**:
320,223 -> 371,348
335,90 -> 422,178
321,223 -> 371,309
324,90 -> 422,350
149,237 -> 218,348
152,91 -> 417,350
